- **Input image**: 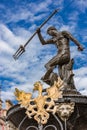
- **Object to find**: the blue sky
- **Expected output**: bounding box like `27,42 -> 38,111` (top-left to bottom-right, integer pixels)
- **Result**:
0,0 -> 87,106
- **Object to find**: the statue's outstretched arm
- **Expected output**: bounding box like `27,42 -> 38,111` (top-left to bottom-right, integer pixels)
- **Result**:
37,29 -> 53,45
62,31 -> 84,51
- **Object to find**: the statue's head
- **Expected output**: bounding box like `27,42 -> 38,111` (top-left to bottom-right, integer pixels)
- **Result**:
47,26 -> 57,35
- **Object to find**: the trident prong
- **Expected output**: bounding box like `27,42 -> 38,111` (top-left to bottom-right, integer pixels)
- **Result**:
13,45 -> 25,60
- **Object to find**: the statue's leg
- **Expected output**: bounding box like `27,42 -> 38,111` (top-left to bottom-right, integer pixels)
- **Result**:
44,54 -> 69,79
61,59 -> 76,90
45,55 -> 59,70
41,67 -> 53,81
41,55 -> 59,83
42,54 -> 70,84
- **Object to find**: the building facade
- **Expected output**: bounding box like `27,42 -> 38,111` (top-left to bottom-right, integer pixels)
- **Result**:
0,99 -> 17,130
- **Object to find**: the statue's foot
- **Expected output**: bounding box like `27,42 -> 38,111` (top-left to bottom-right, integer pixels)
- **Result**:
41,76 -> 51,85
47,66 -> 54,73
41,67 -> 54,81
41,76 -> 49,82
41,76 -> 45,81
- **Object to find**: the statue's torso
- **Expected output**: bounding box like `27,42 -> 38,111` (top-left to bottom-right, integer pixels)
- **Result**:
52,32 -> 70,55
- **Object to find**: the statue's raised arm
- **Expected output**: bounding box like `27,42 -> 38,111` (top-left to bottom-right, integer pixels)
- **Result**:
37,27 -> 54,45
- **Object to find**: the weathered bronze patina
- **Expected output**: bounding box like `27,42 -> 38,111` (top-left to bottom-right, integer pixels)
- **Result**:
37,26 -> 84,90
6,12 -> 87,130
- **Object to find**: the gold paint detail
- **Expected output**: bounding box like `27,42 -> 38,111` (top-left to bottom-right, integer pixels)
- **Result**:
14,78 -> 65,124
46,77 -> 63,100
14,88 -> 32,108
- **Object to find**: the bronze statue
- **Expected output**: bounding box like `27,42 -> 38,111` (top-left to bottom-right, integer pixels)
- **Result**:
37,26 -> 84,89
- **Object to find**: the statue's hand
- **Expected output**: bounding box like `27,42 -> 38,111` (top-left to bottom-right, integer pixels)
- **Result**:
78,45 -> 84,51
36,28 -> 41,33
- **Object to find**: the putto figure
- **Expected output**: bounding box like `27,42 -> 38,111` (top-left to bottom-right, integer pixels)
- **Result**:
37,26 -> 84,89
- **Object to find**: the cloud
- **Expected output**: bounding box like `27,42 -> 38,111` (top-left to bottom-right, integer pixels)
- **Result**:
0,0 -> 64,25
74,67 -> 87,76
0,0 -> 51,24
0,0 -> 87,107
1,91 -> 15,102
0,23 -> 52,103
0,39 -> 14,54
75,76 -> 87,95
60,24 -> 76,32
0,23 -> 87,103
0,24 -> 26,49
74,0 -> 87,13
74,67 -> 87,95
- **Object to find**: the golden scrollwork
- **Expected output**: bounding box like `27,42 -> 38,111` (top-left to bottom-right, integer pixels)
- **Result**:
46,77 -> 63,100
14,88 -> 32,108
26,82 -> 50,124
14,77 -> 63,124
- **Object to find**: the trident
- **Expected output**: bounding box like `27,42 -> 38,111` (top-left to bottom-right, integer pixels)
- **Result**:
13,9 -> 60,60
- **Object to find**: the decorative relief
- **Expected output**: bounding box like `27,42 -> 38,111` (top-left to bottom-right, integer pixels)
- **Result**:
26,126 -> 38,130
25,81 -> 56,124
56,102 -> 75,121
26,125 -> 57,130
46,77 -> 63,100
14,77 -> 75,124
14,88 -> 32,108
43,125 -> 57,130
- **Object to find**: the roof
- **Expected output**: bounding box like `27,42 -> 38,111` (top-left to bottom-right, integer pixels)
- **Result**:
5,100 -> 13,106
0,99 -> 3,103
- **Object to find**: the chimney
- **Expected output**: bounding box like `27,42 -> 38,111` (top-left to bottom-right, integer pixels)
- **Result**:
0,99 -> 3,110
5,100 -> 13,110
